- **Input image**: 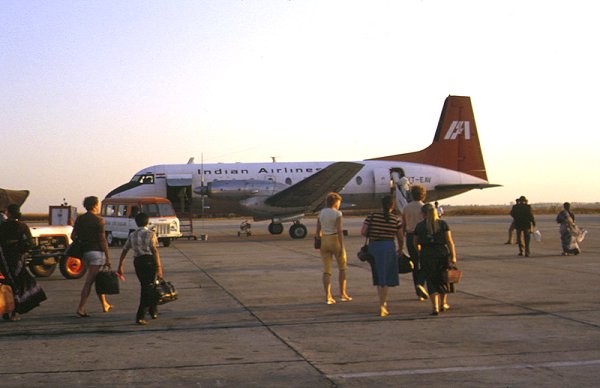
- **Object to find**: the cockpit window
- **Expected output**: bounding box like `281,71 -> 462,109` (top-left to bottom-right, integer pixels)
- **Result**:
130,174 -> 155,184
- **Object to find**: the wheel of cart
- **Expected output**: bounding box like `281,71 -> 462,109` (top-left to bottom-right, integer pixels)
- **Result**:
59,255 -> 88,279
28,261 -> 57,277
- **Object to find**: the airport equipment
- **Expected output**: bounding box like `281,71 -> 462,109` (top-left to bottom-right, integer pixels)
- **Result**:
27,224 -> 88,279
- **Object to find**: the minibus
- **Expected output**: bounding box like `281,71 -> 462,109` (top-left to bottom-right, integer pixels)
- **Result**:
101,197 -> 181,247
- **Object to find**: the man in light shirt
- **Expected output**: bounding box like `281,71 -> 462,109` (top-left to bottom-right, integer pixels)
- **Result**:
117,212 -> 164,325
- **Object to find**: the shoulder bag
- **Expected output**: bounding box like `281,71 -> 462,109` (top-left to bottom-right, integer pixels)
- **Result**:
357,214 -> 374,264
313,236 -> 321,250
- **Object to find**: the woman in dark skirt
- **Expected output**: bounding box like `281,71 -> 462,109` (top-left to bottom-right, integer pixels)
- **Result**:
0,204 -> 47,321
413,203 -> 457,316
361,196 -> 403,317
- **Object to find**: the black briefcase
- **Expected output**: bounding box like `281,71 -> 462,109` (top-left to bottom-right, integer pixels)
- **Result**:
95,268 -> 120,295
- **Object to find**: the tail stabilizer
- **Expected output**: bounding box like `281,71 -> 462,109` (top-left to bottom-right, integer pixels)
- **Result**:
369,95 -> 489,181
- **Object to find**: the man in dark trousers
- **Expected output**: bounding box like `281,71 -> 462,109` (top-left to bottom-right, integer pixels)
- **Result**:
510,196 -> 536,257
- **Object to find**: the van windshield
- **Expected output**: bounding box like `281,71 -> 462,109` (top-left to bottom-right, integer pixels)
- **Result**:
141,203 -> 176,217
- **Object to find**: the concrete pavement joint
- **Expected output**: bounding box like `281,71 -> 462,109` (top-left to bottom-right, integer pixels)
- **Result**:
0,359 -> 308,378
327,358 -> 600,379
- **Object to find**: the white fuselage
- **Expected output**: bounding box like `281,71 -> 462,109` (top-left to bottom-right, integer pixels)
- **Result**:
109,160 -> 487,218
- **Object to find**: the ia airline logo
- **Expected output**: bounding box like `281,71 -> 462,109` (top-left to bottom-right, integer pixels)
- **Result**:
444,121 -> 471,140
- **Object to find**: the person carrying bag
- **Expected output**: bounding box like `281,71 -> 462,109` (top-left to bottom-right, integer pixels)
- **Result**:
117,212 -> 164,326
315,192 -> 352,305
414,203 -> 458,316
357,213 -> 374,265
361,196 -> 403,318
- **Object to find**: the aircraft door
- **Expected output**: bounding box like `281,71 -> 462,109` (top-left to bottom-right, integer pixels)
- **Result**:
373,168 -> 393,196
166,174 -> 193,213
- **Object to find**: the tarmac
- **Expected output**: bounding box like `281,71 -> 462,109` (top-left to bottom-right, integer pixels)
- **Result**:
1,214 -> 599,387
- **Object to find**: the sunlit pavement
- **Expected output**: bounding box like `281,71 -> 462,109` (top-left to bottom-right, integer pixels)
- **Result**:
1,215 -> 599,387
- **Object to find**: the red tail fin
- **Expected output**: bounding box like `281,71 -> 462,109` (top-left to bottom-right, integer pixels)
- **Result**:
369,95 -> 489,181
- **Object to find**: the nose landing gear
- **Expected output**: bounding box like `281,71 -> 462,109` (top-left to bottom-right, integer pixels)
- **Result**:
238,220 -> 252,237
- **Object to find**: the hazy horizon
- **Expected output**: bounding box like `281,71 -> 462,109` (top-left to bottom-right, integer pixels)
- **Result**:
3,1 -> 599,213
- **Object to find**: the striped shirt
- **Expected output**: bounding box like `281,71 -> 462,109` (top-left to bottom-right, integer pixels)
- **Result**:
123,227 -> 158,257
364,212 -> 402,240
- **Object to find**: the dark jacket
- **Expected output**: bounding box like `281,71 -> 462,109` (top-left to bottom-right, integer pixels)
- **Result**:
511,203 -> 536,230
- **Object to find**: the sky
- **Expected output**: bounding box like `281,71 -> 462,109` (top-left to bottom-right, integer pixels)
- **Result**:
2,0 -> 599,213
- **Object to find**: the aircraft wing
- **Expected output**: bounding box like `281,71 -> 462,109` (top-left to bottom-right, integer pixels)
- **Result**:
436,183 -> 502,191
265,162 -> 364,210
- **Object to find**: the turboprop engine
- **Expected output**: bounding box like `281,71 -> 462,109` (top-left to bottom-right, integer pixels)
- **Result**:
193,180 -> 288,200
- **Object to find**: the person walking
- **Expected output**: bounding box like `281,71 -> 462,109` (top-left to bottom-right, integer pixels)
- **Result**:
413,203 -> 457,316
402,185 -> 428,300
556,202 -> 582,255
0,204 -> 46,321
510,196 -> 536,257
390,168 -> 411,211
72,196 -> 112,317
117,212 -> 164,325
361,195 -> 403,317
434,201 -> 444,218
315,192 -> 351,305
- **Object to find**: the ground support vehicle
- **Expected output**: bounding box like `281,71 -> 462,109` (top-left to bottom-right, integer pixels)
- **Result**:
101,197 -> 182,247
26,225 -> 87,279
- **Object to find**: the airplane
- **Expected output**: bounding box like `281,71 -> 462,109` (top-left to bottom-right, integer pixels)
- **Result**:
106,95 -> 500,239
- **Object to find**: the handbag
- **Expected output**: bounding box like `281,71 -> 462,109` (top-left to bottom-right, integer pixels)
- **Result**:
0,284 -> 15,315
153,278 -> 178,305
357,244 -> 373,263
357,214 -> 374,263
443,265 -> 462,284
397,253 -> 414,274
95,267 -> 120,295
313,236 -> 321,250
65,240 -> 83,259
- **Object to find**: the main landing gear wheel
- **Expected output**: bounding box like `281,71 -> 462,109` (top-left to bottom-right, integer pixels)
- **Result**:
289,223 -> 308,239
268,222 -> 284,235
